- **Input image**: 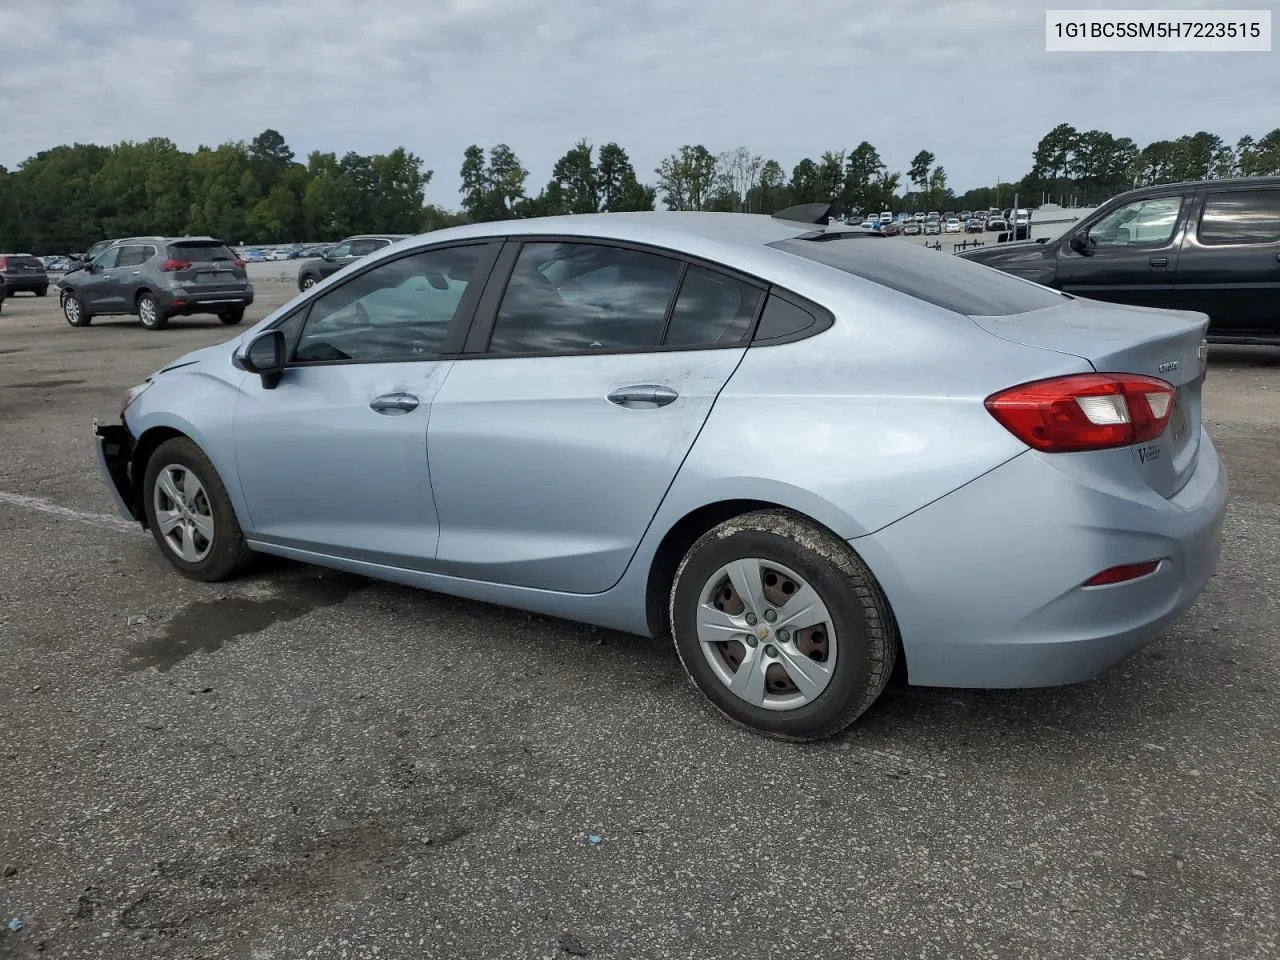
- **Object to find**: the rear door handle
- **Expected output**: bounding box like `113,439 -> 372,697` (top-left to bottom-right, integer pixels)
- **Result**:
1149,257 -> 1168,268
607,384 -> 679,408
369,393 -> 419,414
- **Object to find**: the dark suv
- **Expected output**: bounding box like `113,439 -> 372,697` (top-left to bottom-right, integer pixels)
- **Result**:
59,237 -> 254,331
0,254 -> 50,297
296,234 -> 409,291
958,176 -> 1280,344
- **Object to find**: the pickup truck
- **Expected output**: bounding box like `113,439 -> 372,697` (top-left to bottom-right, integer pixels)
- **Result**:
958,176 -> 1280,345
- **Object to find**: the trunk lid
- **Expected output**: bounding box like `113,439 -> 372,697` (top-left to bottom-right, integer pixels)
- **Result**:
167,241 -> 248,292
970,299 -> 1209,499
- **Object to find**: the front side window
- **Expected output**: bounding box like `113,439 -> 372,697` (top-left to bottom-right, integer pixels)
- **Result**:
1198,189 -> 1280,245
326,241 -> 353,259
292,244 -> 490,363
1086,196 -> 1182,248
93,246 -> 121,270
487,242 -> 683,354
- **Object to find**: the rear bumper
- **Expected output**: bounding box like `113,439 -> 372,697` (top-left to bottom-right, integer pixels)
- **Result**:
93,419 -> 140,522
2,275 -> 48,292
160,286 -> 254,314
852,427 -> 1228,689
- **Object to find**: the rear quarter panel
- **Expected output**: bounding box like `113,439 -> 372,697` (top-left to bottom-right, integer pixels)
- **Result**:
659,278 -> 1093,539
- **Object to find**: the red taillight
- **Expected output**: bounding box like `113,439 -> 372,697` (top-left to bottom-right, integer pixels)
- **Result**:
1083,560 -> 1161,587
0,257 -> 7,270
985,373 -> 1175,453
234,258 -> 246,269
160,258 -> 192,272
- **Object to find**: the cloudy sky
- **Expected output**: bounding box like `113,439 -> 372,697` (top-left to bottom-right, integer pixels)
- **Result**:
1,0 -> 1276,207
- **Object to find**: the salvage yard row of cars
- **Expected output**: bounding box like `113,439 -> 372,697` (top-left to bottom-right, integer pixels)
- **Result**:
90,182 -> 1265,741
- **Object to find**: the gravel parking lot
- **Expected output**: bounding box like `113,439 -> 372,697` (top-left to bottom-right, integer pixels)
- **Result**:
1,278 -> 1278,959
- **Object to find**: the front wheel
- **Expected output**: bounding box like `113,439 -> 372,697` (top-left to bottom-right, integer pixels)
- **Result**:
63,293 -> 92,326
669,510 -> 898,741
300,274 -> 317,291
137,293 -> 168,330
143,437 -> 252,582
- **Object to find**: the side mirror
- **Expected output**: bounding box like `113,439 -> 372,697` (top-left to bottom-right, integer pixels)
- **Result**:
241,330 -> 287,389
1069,232 -> 1092,255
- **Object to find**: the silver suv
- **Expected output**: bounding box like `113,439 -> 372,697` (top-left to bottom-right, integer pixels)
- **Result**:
59,237 -> 254,331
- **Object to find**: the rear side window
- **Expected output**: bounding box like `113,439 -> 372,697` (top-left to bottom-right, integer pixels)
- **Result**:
768,236 -> 1066,317
1198,189 -> 1280,245
487,242 -> 682,354
663,267 -> 763,347
168,242 -> 237,263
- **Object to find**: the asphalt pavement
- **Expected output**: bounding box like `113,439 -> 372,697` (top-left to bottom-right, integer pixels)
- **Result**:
1,281 -> 1277,960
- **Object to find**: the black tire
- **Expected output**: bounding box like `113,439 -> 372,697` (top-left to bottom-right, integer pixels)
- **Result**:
669,509 -> 898,742
36,286 -> 48,297
137,292 -> 168,330
219,307 -> 245,325
142,437 -> 252,582
63,292 -> 92,326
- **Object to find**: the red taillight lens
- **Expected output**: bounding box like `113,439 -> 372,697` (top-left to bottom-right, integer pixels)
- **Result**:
1083,560 -> 1161,587
160,258 -> 192,272
0,257 -> 8,270
986,373 -> 1176,453
234,258 -> 246,269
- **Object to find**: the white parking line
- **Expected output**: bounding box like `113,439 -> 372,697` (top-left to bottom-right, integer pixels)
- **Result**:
0,491 -> 138,533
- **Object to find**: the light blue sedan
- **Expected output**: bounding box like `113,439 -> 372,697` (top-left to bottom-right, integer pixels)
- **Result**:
93,205 -> 1227,740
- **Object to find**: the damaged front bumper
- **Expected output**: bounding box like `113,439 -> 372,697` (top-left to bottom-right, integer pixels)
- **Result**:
93,418 -> 140,523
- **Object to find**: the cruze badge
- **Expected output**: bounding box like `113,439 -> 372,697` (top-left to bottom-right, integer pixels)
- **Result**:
1158,360 -> 1180,374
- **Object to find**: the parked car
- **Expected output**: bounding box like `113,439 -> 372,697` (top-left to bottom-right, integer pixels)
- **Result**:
59,236 -> 253,330
913,212 -> 926,222
902,220 -> 922,236
965,218 -> 985,234
959,211 -> 972,221
986,213 -> 1008,232
881,221 -> 903,237
0,254 -> 50,297
878,212 -> 893,225
0,273 -> 6,313
265,249 -> 292,262
296,234 -> 409,291
88,205 -> 1227,741
923,217 -> 942,236
857,219 -> 879,231
957,176 -> 1280,344
944,218 -> 963,233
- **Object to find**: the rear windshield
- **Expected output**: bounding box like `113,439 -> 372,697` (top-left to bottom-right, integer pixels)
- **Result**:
768,236 -> 1067,317
4,255 -> 44,268
169,242 -> 237,263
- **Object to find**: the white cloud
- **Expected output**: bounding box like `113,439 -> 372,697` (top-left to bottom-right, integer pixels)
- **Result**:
1,0 -> 1275,207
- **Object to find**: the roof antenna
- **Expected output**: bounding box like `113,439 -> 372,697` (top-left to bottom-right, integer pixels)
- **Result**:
772,203 -> 832,225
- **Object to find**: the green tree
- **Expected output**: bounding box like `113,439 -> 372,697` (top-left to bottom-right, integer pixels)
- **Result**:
597,143 -> 654,212
655,145 -> 718,211
908,151 -> 935,195
459,144 -> 528,221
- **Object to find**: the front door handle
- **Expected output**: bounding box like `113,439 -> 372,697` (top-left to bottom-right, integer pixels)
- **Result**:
131,270 -> 141,275
607,384 -> 679,408
1149,257 -> 1168,268
369,393 -> 420,414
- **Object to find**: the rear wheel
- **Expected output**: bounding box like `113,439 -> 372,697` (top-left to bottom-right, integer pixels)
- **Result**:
669,509 -> 898,741
137,293 -> 168,330
63,293 -> 92,327
143,437 -> 252,582
219,307 -> 245,325
36,286 -> 48,297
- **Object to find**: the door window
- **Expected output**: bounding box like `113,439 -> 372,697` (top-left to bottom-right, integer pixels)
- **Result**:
1197,189 -> 1280,245
116,245 -> 148,268
292,245 -> 491,364
487,242 -> 683,354
93,246 -> 121,270
348,238 -> 388,258
1086,196 -> 1182,248
663,266 -> 764,347
326,241 -> 353,259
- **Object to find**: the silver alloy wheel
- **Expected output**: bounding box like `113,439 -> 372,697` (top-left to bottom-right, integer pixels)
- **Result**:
152,465 -> 215,563
695,558 -> 838,711
302,276 -> 315,290
64,296 -> 81,323
138,296 -> 158,326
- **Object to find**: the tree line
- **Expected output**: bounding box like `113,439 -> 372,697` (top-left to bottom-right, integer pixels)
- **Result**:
2,124 -> 1278,254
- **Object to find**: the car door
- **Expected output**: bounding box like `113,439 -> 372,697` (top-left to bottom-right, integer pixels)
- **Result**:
427,239 -> 766,594
113,243 -> 154,308
75,245 -> 124,311
231,240 -> 501,568
1054,192 -> 1191,310
1173,185 -> 1280,340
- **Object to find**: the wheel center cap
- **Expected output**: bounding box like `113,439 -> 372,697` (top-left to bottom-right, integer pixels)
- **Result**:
757,625 -> 770,640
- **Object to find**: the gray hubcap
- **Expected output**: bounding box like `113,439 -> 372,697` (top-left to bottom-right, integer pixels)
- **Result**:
65,298 -> 80,322
696,558 -> 837,711
139,298 -> 157,325
153,465 -> 214,563
302,277 -> 315,289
